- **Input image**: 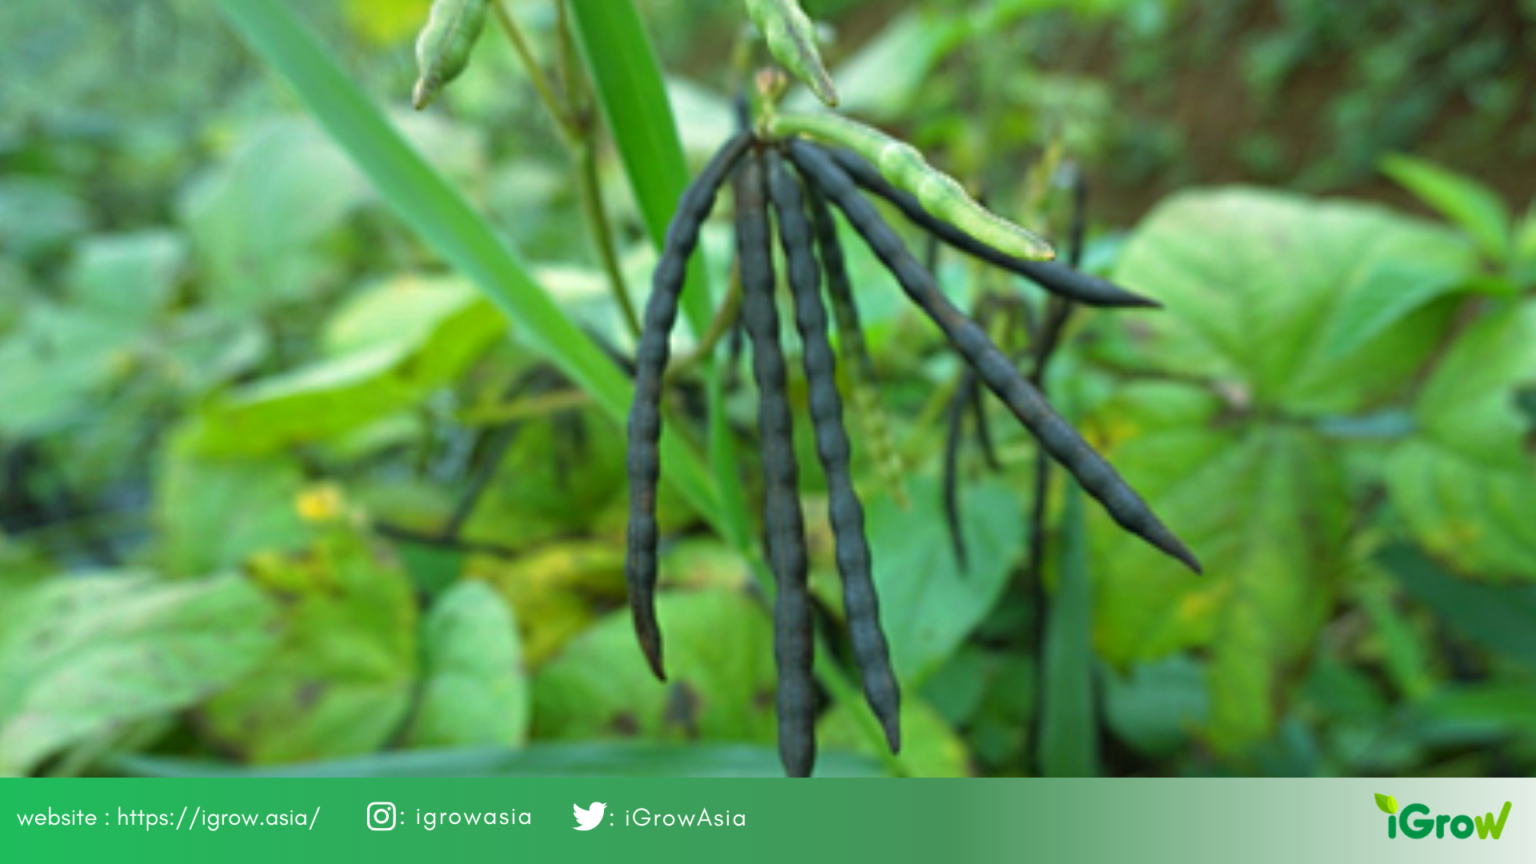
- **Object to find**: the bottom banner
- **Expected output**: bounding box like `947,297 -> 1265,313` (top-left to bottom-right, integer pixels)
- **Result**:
1,778 -> 1527,862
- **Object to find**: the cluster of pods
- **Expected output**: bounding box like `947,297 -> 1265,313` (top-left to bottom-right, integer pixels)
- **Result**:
626,130 -> 1202,777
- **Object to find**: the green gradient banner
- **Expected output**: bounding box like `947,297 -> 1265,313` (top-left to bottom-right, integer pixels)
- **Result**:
2,778 -> 1531,862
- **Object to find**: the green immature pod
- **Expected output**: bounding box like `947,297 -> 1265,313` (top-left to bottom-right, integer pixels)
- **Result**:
768,149 -> 901,755
771,113 -> 1055,262
745,0 -> 838,107
787,139 -> 1202,575
804,182 -> 910,509
413,0 -> 490,110
736,150 -> 817,778
626,132 -> 754,682
818,145 -> 1157,309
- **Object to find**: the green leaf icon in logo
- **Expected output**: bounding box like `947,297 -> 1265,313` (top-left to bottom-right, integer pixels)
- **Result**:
1375,794 -> 1399,814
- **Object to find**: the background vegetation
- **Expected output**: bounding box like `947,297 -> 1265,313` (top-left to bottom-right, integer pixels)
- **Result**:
2,0 -> 1535,777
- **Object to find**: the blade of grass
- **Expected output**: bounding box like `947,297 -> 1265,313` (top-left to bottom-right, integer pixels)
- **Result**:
1038,481 -> 1100,777
213,0 -> 721,522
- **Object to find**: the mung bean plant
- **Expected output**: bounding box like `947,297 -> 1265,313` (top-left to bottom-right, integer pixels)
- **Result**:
412,0 -> 1200,777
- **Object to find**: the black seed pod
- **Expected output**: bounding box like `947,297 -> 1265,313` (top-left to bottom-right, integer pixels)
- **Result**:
815,145 -> 1157,309
626,131 -> 754,681
736,149 -> 817,777
940,370 -> 964,571
804,181 -> 909,507
768,149 -> 902,755
971,370 -> 1001,472
942,368 -> 976,573
788,139 -> 1201,575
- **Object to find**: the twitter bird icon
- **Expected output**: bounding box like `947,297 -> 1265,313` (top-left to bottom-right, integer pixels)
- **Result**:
573,802 -> 606,831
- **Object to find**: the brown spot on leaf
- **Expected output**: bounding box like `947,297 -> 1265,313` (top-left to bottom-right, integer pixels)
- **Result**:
609,712 -> 640,737
663,682 -> 702,739
296,681 -> 325,710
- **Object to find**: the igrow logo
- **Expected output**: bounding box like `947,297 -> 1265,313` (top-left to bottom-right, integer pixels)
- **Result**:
1376,794 -> 1511,840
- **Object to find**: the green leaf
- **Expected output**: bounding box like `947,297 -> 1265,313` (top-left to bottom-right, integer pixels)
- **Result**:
157,310 -> 271,395
1408,300 -> 1536,469
1377,544 -> 1536,665
0,303 -> 142,438
1039,483 -> 1099,777
178,119 -> 369,311
1412,685 -> 1536,742
113,742 -> 883,778
405,581 -> 528,748
819,695 -> 969,777
1102,655 -> 1208,759
323,273 -> 497,360
1387,301 -> 1536,581
214,0 -> 723,528
1513,208 -> 1536,286
745,0 -> 838,106
532,590 -> 777,743
197,531 -> 418,764
1319,250 -> 1476,359
1375,793 -> 1399,814
187,277 -> 503,457
467,541 -> 626,667
920,650 -> 1032,770
65,229 -> 187,324
864,476 -> 1024,684
0,176 -> 88,263
1109,188 -> 1462,415
155,431 -> 315,577
1382,154 -> 1510,262
1088,383 -> 1348,753
0,574 -> 278,776
462,408 -> 629,552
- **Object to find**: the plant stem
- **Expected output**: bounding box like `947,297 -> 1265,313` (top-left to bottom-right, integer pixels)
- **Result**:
554,0 -> 582,110
576,140 -> 643,337
459,388 -> 592,426
491,0 -> 578,141
493,1 -> 640,338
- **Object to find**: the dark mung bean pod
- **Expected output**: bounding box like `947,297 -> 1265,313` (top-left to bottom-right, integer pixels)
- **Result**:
805,181 -> 909,508
942,370 -> 971,573
736,150 -> 817,777
943,365 -> 998,573
788,139 -> 1202,574
768,149 -> 901,754
815,145 -> 1158,309
971,375 -> 1001,472
626,132 -> 754,681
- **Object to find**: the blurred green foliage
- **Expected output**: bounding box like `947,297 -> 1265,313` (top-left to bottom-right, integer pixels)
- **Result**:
2,0 -> 1535,779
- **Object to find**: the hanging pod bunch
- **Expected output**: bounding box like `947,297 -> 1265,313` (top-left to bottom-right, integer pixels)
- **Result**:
626,117 -> 1201,778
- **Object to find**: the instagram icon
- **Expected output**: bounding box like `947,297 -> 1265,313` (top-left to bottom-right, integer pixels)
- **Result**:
366,802 -> 396,831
